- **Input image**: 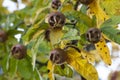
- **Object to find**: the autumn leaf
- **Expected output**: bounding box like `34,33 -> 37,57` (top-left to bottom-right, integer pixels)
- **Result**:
47,60 -> 55,80
50,28 -> 64,46
47,60 -> 73,80
88,0 -> 109,27
89,50 -> 101,62
95,36 -> 112,65
65,47 -> 98,80
100,0 -> 120,16
60,40 -> 71,49
61,41 -> 95,63
81,50 -> 95,63
61,2 -> 74,13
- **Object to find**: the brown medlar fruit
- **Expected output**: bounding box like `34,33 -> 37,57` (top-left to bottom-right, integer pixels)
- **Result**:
51,0 -> 61,9
86,28 -> 101,43
50,48 -> 66,64
0,30 -> 7,42
79,0 -> 94,5
48,12 -> 66,29
11,44 -> 27,60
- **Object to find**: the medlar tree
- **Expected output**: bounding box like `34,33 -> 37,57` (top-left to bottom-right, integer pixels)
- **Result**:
0,0 -> 120,80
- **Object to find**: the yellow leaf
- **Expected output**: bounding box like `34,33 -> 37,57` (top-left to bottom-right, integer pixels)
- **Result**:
95,37 -> 112,65
89,50 -> 101,62
60,0 -> 65,3
81,50 -> 95,63
47,60 -> 55,80
60,40 -> 71,49
64,46 -> 82,58
31,30 -> 44,40
64,45 -> 95,63
65,47 -> 98,80
88,0 -> 109,27
61,2 -> 74,13
50,28 -> 63,46
100,0 -> 120,16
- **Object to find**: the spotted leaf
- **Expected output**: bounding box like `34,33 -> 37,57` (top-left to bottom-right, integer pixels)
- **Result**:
95,37 -> 112,65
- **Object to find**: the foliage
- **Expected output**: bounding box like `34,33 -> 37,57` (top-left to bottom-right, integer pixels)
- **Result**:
0,0 -> 120,80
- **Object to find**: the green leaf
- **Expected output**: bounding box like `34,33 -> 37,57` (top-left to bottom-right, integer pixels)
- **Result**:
64,11 -> 93,27
101,16 -> 120,27
64,11 -> 96,35
22,20 -> 48,44
54,64 -> 73,78
62,28 -> 80,40
7,30 -> 23,36
101,26 -> 120,44
17,58 -> 33,79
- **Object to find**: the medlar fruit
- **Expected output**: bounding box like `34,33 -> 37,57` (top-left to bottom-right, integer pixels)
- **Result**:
11,44 -> 27,60
51,0 -> 61,9
79,0 -> 94,5
50,48 -> 66,64
0,30 -> 7,42
86,28 -> 101,43
48,12 -> 66,29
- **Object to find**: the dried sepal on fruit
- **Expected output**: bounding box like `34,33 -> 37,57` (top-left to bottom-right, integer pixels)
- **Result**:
51,0 -> 61,10
79,0 -> 94,5
50,48 -> 67,65
64,46 -> 98,80
0,30 -> 7,42
48,12 -> 66,29
11,44 -> 27,59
